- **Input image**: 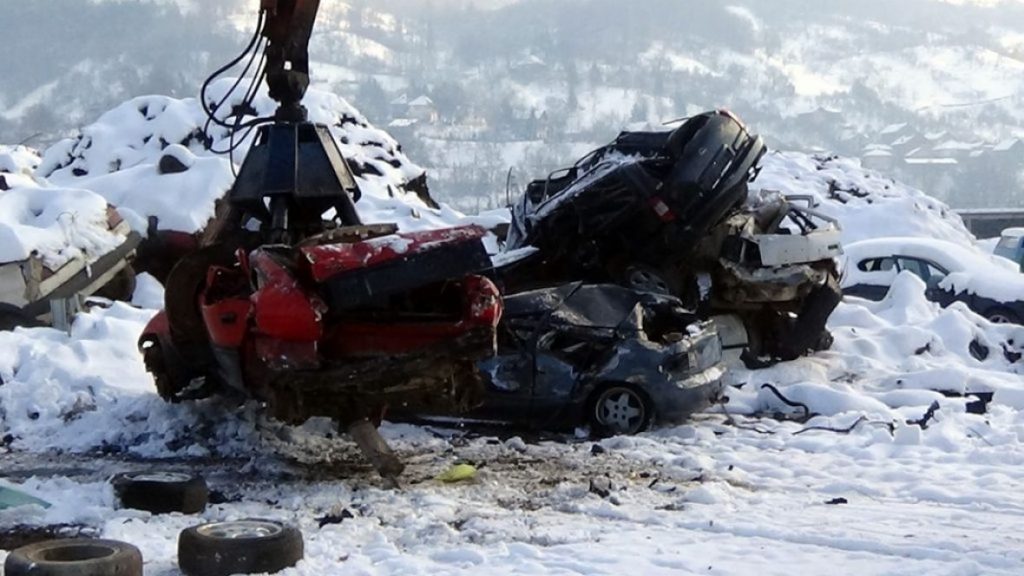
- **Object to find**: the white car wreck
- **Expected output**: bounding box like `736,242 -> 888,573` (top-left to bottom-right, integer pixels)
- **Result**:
0,168 -> 140,330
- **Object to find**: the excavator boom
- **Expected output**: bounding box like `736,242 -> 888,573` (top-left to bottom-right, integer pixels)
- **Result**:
261,0 -> 320,120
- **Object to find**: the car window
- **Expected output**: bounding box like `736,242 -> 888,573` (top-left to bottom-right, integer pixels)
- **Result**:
996,235 -> 1021,251
995,235 -> 1024,262
924,263 -> 947,289
896,257 -> 927,279
857,257 -> 895,272
896,257 -> 948,289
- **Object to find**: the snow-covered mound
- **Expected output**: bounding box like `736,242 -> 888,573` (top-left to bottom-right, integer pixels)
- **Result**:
755,152 -> 974,247
1,145 -> 130,268
0,185 -> 128,268
728,273 -> 1023,421
0,145 -> 42,192
36,80 -> 465,235
0,302 -> 304,456
0,145 -> 40,175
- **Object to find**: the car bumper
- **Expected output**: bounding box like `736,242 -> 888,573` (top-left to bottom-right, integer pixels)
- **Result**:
650,363 -> 726,425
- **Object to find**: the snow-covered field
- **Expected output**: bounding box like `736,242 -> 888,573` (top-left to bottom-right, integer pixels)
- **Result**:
2,89 -> 1024,575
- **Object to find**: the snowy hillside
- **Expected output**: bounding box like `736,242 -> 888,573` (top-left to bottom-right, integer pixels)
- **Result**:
5,1 -> 1024,212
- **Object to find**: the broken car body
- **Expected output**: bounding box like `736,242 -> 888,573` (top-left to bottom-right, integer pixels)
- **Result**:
0,205 -> 141,332
501,110 -> 843,363
140,224 -> 502,425
404,283 -> 725,436
139,0 -> 507,479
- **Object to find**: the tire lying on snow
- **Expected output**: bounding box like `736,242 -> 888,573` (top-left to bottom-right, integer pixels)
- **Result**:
112,471 -> 209,514
0,303 -> 44,332
178,519 -> 304,576
4,538 -> 142,576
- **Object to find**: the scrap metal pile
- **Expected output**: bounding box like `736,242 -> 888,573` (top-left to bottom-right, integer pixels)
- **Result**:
501,110 -> 843,364
138,107 -> 843,479
0,1 -> 844,481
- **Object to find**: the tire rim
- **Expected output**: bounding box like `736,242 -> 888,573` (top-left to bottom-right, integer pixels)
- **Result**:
988,313 -> 1012,324
626,267 -> 670,295
595,388 -> 647,434
128,472 -> 193,483
197,521 -> 284,540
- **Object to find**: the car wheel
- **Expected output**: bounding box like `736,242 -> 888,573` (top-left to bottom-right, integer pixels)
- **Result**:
621,264 -> 678,296
178,519 -> 303,576
4,539 -> 142,576
112,471 -> 209,514
985,307 -> 1022,325
589,386 -> 652,436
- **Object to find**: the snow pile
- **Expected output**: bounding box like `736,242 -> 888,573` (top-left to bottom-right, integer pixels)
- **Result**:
0,145 -> 43,192
755,152 -> 974,246
1,145 -> 128,268
0,302 -> 330,456
0,186 -> 127,268
727,272 -> 1024,423
0,145 -> 40,175
37,79 -> 466,235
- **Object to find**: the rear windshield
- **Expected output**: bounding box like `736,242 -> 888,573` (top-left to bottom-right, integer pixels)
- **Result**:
997,236 -> 1022,251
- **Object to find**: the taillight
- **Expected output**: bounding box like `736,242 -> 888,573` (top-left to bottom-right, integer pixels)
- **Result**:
465,276 -> 503,326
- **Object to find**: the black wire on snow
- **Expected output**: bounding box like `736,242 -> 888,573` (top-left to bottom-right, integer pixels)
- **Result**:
760,383 -> 815,423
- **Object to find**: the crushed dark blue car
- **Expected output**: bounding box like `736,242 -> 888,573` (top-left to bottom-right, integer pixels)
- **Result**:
404,283 -> 725,436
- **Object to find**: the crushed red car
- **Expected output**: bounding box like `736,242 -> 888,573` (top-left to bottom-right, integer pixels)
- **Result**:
140,224 -> 500,415
139,223 -> 502,478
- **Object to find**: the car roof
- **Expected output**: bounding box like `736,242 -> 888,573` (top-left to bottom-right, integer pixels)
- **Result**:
842,237 -> 975,273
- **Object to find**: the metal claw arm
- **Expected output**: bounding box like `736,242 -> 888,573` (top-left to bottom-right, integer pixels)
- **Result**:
261,0 -> 320,120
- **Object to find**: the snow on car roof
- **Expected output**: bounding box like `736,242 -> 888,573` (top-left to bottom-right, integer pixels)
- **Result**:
0,182 -> 126,268
843,236 -> 1024,302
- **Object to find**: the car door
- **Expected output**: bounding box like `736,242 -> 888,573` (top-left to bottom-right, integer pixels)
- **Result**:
527,328 -> 592,426
894,257 -> 955,306
845,257 -> 898,301
472,323 -> 536,422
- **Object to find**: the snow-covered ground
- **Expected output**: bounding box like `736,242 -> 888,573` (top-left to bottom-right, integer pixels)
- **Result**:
2,90 -> 1024,575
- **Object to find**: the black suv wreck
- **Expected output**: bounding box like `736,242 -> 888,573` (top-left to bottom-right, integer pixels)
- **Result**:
501,110 -> 842,363
404,283 -> 724,436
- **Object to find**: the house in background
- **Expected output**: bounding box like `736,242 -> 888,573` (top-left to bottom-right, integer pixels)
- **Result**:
407,96 -> 439,124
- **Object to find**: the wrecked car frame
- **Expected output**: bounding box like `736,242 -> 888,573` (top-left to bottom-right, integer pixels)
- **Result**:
400,283 -> 725,436
0,207 -> 141,332
501,110 -> 842,363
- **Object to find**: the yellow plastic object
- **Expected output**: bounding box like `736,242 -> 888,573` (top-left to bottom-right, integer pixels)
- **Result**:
436,464 -> 477,483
